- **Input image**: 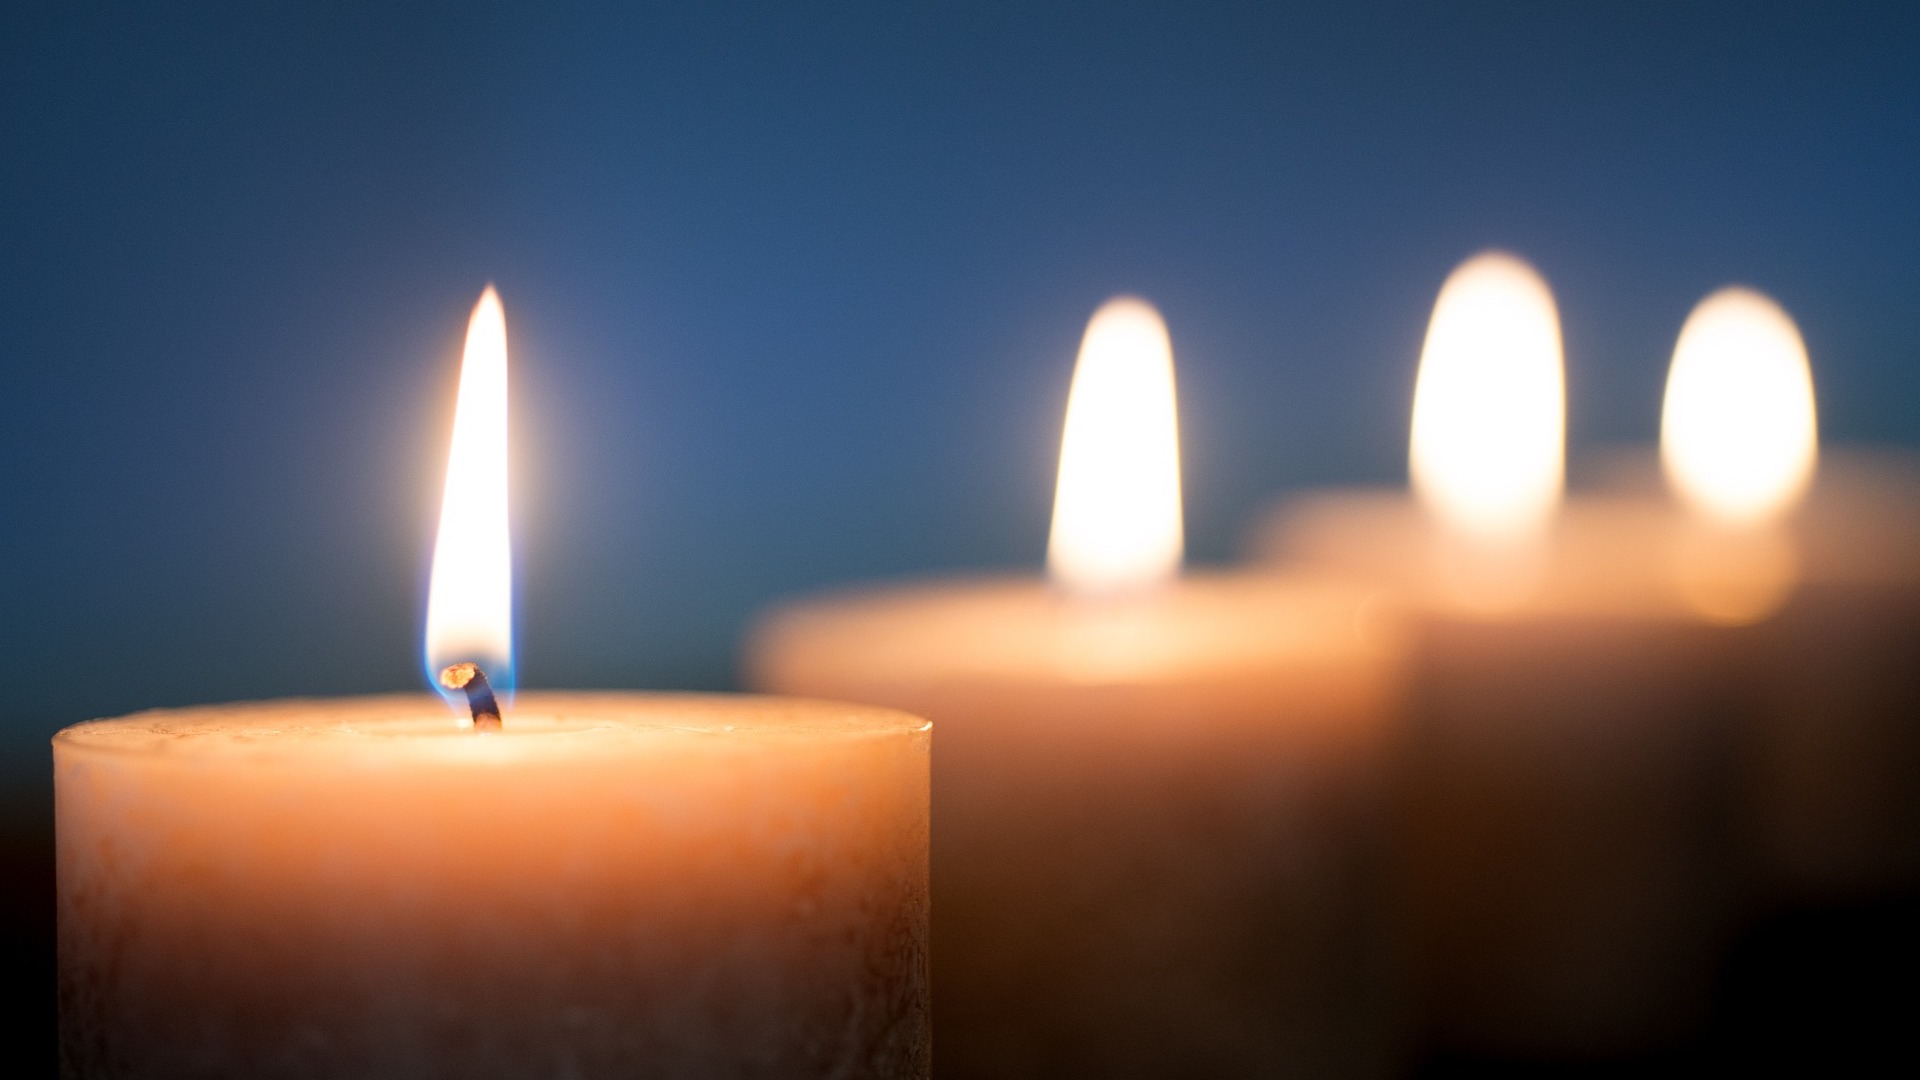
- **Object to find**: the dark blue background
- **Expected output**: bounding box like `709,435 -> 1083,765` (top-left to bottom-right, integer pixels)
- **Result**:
4,2 -> 1918,781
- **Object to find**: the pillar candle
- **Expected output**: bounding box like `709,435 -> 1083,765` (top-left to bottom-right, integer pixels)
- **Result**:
1251,491 -> 1743,1055
1579,294 -> 1919,904
59,288 -> 932,1079
1244,255 -> 1748,1056
1586,447 -> 1920,901
1751,450 -> 1920,898
57,692 -> 931,1079
748,574 -> 1406,1079
748,298 -> 1411,1078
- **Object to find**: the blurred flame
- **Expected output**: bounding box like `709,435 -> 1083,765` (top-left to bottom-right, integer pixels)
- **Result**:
1409,252 -> 1566,543
1660,287 -> 1815,624
1661,287 -> 1817,526
425,287 -> 513,702
1048,297 -> 1183,595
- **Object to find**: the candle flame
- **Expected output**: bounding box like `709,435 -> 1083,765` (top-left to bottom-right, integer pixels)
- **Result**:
425,287 -> 513,707
1660,287 -> 1814,624
1047,297 -> 1183,595
1661,287 -> 1817,526
1409,252 -> 1566,543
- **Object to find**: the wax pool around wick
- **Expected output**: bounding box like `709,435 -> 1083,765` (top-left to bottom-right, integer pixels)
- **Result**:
438,662 -> 503,731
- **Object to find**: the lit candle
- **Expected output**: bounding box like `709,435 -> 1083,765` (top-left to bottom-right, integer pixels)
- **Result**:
748,298 -> 1407,1078
1252,253 -> 1742,1056
1656,289 -> 1920,900
1497,285 -> 1920,902
56,290 -> 932,1079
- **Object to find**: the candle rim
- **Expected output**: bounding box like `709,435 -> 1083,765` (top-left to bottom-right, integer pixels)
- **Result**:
54,691 -> 930,765
748,570 -> 1401,693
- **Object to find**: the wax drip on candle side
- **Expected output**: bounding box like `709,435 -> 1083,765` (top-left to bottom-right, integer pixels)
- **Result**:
438,663 -> 503,732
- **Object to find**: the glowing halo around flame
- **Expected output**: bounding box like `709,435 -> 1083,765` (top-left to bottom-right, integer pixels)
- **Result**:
1047,297 -> 1184,596
424,287 -> 514,710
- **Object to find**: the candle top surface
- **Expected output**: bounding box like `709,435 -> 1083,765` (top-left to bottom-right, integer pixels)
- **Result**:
750,572 -> 1397,690
55,692 -> 929,767
1258,449 -> 1920,605
1259,488 -> 1689,611
1592,447 -> 1920,585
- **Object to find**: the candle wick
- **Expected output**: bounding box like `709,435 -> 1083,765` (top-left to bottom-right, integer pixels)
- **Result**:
437,663 -> 503,732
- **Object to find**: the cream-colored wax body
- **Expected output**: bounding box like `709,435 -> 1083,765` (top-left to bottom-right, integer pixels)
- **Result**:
749,574 -> 1407,1079
56,693 -> 930,1080
1251,492 -> 1743,1056
1587,448 -> 1920,901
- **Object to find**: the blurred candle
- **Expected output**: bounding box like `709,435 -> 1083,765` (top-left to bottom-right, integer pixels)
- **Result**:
1656,289 -> 1920,900
749,298 -> 1409,1078
56,289 -> 932,1079
1252,253 -> 1741,1057
1548,288 -> 1920,903
1757,451 -> 1920,898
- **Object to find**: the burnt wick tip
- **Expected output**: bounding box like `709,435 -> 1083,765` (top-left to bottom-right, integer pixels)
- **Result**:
438,662 -> 503,732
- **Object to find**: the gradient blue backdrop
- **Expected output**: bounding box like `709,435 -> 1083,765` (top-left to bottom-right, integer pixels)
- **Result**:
4,2 -> 1918,786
